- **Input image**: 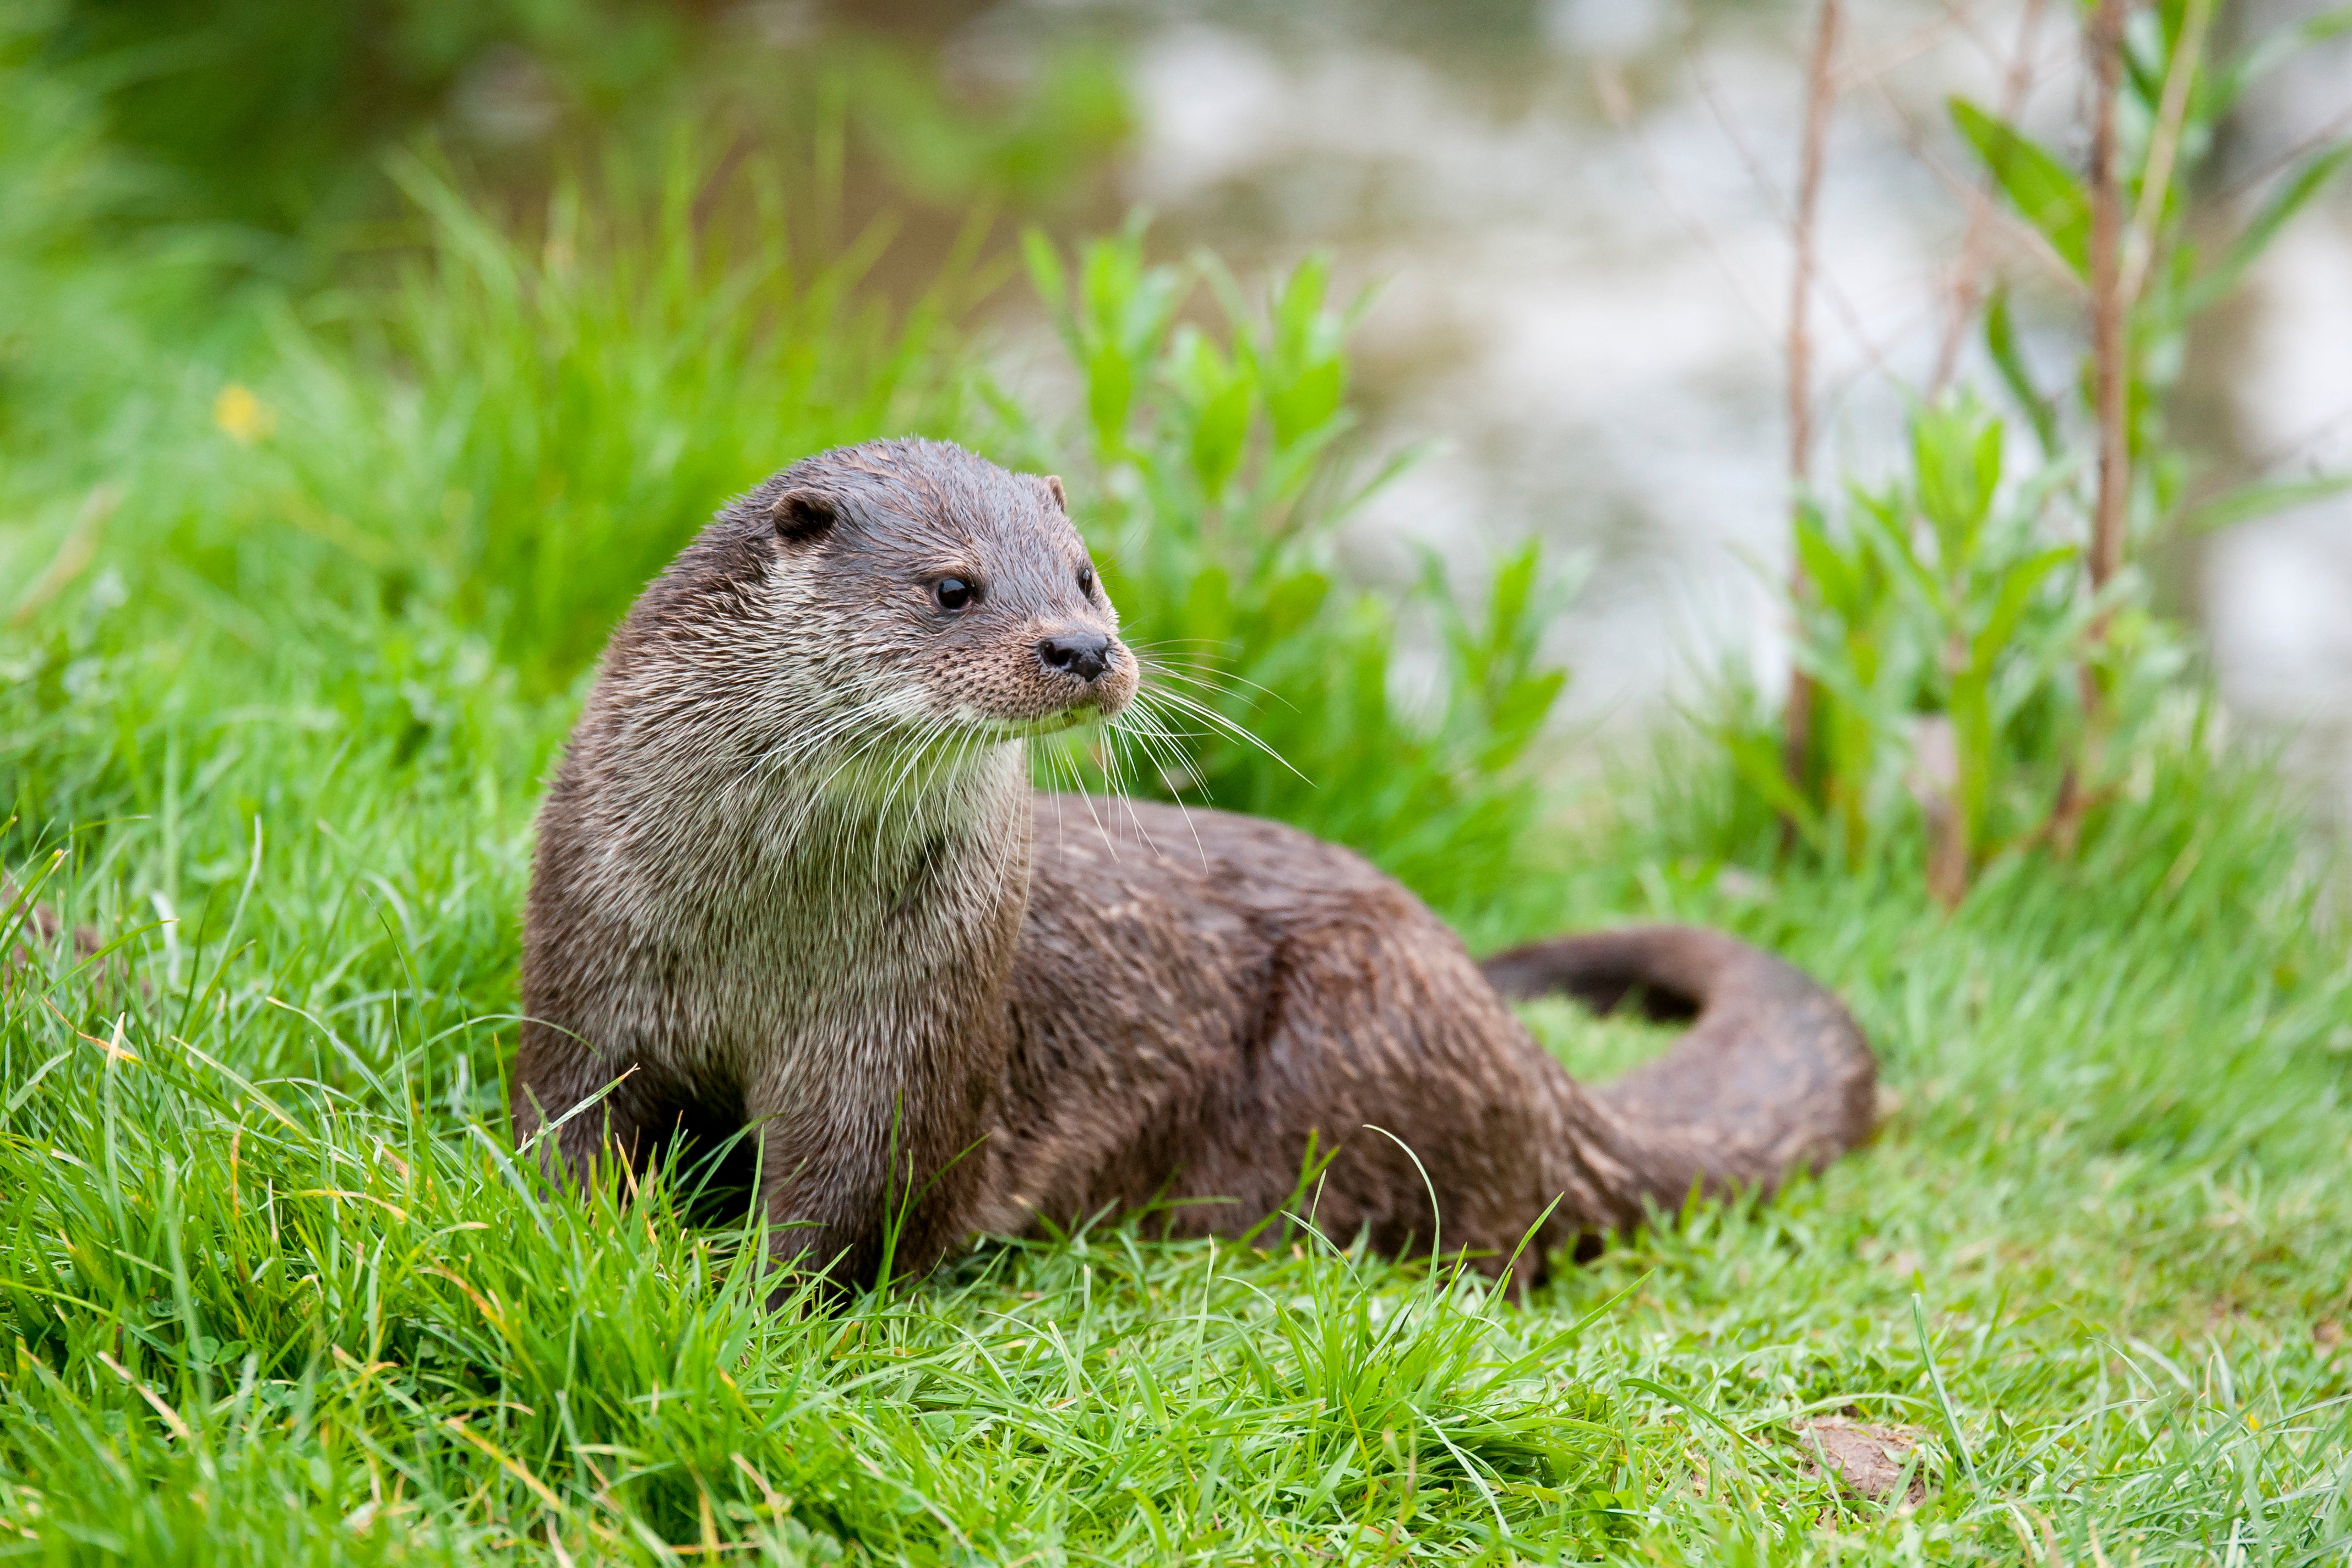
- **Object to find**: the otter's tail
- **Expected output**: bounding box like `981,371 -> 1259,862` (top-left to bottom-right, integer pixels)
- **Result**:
1482,924 -> 1875,1219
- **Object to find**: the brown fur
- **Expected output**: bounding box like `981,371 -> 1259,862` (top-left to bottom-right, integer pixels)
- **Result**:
515,438 -> 1876,1290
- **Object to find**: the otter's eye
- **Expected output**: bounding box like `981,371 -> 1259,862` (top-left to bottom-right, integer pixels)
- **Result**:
1077,563 -> 1095,596
933,576 -> 977,611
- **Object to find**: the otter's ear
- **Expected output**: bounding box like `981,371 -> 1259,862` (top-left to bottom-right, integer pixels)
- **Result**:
769,488 -> 836,543
1042,475 -> 1067,512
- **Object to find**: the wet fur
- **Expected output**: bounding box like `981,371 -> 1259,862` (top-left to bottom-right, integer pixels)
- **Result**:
516,438 -> 1876,1289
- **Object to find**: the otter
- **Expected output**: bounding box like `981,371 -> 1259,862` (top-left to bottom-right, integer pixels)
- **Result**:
515,438 -> 1874,1291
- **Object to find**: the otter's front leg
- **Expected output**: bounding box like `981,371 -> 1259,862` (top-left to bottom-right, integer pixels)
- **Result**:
742,1077 -> 990,1292
742,1097 -> 885,1287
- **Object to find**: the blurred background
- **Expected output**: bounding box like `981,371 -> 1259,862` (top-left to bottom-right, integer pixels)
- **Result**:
10,0 -> 2351,814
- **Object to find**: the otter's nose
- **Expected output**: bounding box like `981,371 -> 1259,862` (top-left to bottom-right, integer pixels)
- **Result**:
1037,632 -> 1115,683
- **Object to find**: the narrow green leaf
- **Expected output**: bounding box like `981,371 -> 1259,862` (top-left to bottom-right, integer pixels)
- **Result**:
1021,228 -> 1072,345
2180,471 -> 2352,535
1794,511 -> 1862,620
2183,142 -> 2352,317
2212,4 -> 2352,118
1188,380 -> 1253,500
1728,731 -> 1825,847
1985,288 -> 2061,459
1487,541 -> 1543,645
1085,341 -> 1133,461
1970,546 -> 2076,669
1266,358 -> 1345,451
1948,98 -> 2091,276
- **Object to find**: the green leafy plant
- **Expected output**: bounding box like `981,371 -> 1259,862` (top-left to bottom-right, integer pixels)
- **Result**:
1948,0 -> 2352,541
1758,0 -> 2347,900
1741,396 -> 2188,895
1001,222 -> 1571,921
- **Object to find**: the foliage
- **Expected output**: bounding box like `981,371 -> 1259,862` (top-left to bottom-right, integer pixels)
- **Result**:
35,0 -> 1134,242
1947,0 -> 2352,536
1749,0 -> 2348,898
1005,224 -> 1572,920
1734,396 -> 2188,881
0,1 -> 242,475
825,39 -> 1134,209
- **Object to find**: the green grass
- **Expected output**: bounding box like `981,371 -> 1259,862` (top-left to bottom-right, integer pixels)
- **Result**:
7,578 -> 2350,1563
6,39 -> 2352,1564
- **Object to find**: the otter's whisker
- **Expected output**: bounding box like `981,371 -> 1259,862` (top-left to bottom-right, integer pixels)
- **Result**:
1118,693 -> 1232,868
756,692 -> 884,770
1088,718 -> 1147,843
871,715 -> 957,879
1107,709 -> 1208,866
730,697 -> 888,802
1035,734 -> 1085,850
1139,686 -> 1312,787
1112,699 -> 1184,790
1124,687 -> 1223,749
776,715 -> 909,857
1055,732 -> 1125,862
1136,657 -> 1292,710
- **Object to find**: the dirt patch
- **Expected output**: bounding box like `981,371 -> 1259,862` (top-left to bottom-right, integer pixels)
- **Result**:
1794,1419 -> 1929,1506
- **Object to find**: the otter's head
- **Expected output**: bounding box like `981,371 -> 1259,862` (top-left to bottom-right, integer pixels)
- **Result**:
723,439 -> 1137,748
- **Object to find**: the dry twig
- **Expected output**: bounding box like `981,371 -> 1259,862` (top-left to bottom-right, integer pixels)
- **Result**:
1680,20 -> 1903,391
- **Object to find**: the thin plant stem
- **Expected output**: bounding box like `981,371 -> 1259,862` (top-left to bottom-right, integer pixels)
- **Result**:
1781,0 -> 1841,824
2087,0 -> 2132,601
2055,0 -> 2135,857
2121,0 -> 2213,306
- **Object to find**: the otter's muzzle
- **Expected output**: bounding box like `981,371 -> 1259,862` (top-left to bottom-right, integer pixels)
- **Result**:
1036,633 -> 1116,683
